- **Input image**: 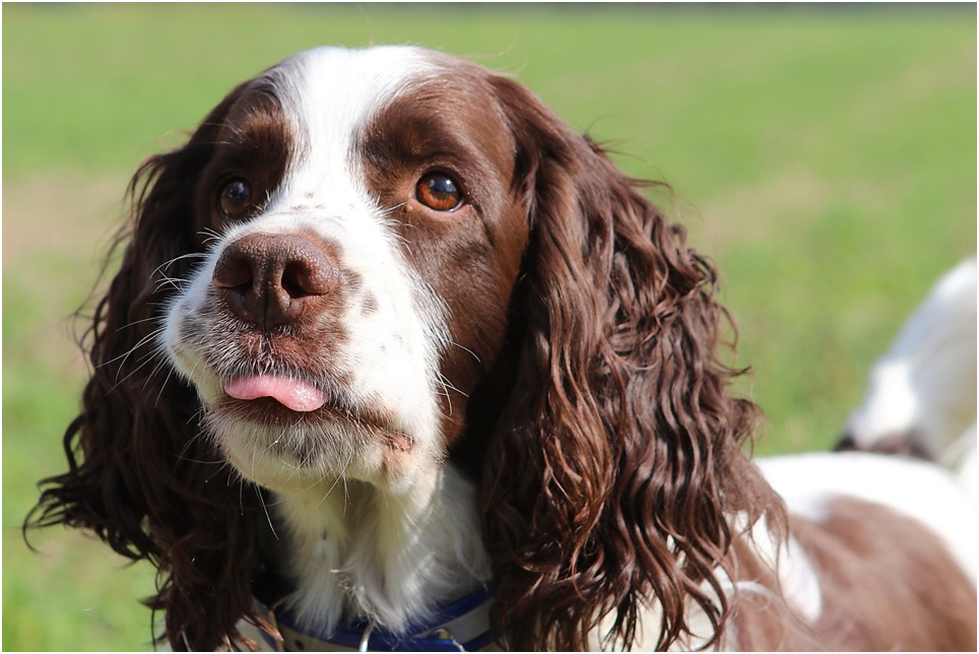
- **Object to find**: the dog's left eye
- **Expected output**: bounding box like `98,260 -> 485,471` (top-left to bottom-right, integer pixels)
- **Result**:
415,172 -> 464,212
219,178 -> 254,217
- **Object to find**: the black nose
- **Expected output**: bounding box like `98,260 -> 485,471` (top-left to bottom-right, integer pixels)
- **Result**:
834,432 -> 858,452
833,432 -> 857,452
212,233 -> 337,329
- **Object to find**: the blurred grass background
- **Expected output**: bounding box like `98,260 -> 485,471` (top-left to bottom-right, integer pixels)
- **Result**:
3,3 -> 975,650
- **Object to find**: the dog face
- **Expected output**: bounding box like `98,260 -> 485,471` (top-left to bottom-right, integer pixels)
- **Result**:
162,47 -> 529,492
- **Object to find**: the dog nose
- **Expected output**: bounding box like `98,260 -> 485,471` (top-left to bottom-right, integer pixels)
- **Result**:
834,432 -> 857,452
212,233 -> 337,329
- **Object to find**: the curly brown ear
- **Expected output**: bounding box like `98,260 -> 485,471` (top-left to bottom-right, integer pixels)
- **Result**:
26,84 -> 266,651
480,78 -> 778,650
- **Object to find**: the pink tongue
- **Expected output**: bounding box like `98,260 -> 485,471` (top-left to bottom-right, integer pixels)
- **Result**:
225,375 -> 328,412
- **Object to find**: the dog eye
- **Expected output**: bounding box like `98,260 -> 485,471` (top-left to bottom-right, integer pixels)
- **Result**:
415,172 -> 463,212
219,178 -> 254,217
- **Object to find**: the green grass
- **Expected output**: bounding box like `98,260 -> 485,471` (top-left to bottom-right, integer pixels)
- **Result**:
3,4 -> 975,650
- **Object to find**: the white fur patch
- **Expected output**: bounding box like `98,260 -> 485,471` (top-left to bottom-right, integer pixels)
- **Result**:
276,465 -> 488,635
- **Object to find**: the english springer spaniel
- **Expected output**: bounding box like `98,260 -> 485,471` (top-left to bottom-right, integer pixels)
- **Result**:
30,46 -> 977,651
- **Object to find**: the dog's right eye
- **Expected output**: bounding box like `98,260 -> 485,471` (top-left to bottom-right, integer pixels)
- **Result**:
416,172 -> 464,212
219,178 -> 253,218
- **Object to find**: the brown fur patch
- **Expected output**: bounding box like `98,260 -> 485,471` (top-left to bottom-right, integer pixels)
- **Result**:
729,497 -> 977,650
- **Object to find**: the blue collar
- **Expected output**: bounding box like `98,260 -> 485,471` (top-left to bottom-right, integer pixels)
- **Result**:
260,586 -> 495,652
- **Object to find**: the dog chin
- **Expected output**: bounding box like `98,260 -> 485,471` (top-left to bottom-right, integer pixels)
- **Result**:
205,403 -> 426,494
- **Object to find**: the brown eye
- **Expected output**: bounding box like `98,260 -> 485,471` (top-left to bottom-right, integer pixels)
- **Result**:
415,172 -> 463,212
219,178 -> 253,217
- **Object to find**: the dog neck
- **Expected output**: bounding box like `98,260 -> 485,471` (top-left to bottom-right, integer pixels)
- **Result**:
272,463 -> 490,637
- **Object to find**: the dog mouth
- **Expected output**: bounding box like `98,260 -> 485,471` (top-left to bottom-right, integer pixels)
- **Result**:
217,374 -> 337,427
225,374 -> 328,412
218,372 -> 414,454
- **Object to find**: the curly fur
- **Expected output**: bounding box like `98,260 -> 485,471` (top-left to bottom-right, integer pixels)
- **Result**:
473,77 -> 776,650
28,85 -> 271,650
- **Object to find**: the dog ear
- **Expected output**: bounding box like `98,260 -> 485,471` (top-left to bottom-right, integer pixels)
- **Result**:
479,76 -> 778,650
27,83 -> 268,651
